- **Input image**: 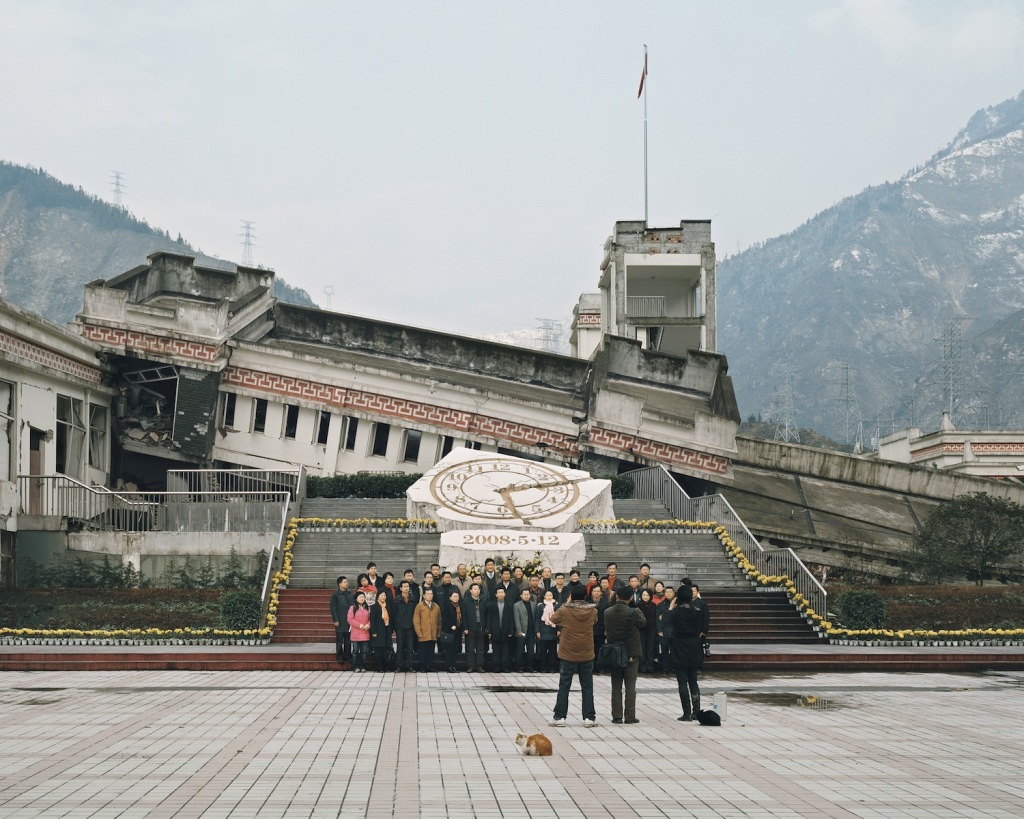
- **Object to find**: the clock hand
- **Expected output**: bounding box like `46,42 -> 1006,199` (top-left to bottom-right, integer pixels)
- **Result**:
503,477 -> 585,492
496,486 -> 527,523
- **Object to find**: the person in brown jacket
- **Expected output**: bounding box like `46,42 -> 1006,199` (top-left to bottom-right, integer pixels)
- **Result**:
413,588 -> 442,672
548,586 -> 598,728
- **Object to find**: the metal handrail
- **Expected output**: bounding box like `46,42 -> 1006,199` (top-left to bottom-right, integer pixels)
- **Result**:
17,475 -> 290,533
619,465 -> 826,616
626,296 -> 667,318
167,468 -> 303,500
259,500 -> 291,615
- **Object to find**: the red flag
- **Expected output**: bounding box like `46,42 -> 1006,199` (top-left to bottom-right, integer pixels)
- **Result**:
637,52 -> 647,99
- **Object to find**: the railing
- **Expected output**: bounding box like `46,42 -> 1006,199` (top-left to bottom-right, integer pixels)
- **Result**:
167,468 -> 305,502
259,499 -> 292,613
626,296 -> 667,318
17,475 -> 290,533
621,465 -> 826,617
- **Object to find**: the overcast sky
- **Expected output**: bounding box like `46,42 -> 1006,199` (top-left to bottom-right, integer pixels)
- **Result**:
4,0 -> 1024,339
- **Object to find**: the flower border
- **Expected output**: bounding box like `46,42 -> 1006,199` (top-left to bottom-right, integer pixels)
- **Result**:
718,526 -> 1024,646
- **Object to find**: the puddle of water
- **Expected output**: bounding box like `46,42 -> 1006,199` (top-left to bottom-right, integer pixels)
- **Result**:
731,692 -> 843,710
484,686 -> 557,693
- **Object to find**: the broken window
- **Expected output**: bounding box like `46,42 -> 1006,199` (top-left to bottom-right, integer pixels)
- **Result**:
221,393 -> 237,428
88,405 -> 108,470
283,404 -> 299,440
343,416 -> 358,451
314,410 -> 331,446
370,422 -> 390,458
403,429 -> 422,463
439,435 -> 455,460
0,380 -> 12,481
252,398 -> 268,434
56,395 -> 85,478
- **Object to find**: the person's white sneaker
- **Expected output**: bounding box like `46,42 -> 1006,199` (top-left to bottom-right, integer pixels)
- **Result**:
583,718 -> 598,728
549,718 -> 567,728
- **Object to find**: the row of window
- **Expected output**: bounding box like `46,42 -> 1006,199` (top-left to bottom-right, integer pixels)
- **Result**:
219,392 -> 481,464
0,382 -> 108,481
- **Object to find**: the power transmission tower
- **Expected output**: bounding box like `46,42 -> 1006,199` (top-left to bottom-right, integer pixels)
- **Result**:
768,363 -> 800,443
110,171 -> 126,208
239,220 -> 256,267
934,316 -> 970,423
535,319 -> 563,353
829,360 -> 863,447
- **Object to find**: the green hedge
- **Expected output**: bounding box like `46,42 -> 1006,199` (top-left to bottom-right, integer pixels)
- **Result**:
220,590 -> 262,630
307,472 -> 421,498
307,471 -> 635,500
835,589 -> 886,629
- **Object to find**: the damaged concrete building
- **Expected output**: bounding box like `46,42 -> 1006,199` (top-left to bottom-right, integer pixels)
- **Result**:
71,226 -> 739,492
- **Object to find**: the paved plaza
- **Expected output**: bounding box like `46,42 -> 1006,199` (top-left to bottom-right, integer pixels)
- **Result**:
0,667 -> 1022,818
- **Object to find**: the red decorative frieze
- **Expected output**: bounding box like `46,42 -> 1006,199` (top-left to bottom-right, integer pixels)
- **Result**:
0,329 -> 102,384
79,324 -> 221,363
913,441 -> 1024,461
971,442 -> 1024,454
589,426 -> 729,476
576,313 -> 601,326
910,443 -> 963,461
222,365 -> 579,455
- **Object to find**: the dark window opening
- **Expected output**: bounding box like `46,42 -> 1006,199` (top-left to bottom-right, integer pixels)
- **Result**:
283,404 -> 299,440
343,416 -> 359,451
371,423 -> 390,457
252,398 -> 268,434
315,411 -> 331,445
403,430 -> 422,463
440,435 -> 455,458
221,393 -> 237,428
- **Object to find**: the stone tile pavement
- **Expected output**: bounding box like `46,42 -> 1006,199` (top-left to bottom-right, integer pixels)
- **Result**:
0,668 -> 1022,818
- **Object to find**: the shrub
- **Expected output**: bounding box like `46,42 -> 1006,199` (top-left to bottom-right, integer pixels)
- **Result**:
220,590 -> 262,630
835,589 -> 886,629
306,472 -> 420,498
608,474 -> 634,500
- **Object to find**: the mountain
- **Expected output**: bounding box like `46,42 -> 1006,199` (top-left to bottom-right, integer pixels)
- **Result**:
0,162 -> 314,325
718,91 -> 1024,442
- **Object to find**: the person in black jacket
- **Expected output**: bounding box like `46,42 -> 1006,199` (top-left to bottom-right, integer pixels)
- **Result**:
656,586 -> 676,673
368,590 -> 395,673
329,575 -> 354,666
393,580 -> 418,672
461,584 -> 487,672
670,584 -> 705,720
603,587 -> 645,724
440,590 -> 463,672
485,587 -> 515,672
636,588 -> 659,672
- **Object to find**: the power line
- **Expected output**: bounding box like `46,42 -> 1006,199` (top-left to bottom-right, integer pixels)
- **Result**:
934,316 -> 970,424
535,319 -> 564,353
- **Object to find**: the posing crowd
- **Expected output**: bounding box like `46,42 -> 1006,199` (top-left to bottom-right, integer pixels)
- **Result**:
329,558 -> 711,723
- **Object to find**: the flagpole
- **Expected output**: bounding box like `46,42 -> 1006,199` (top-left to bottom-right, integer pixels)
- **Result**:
643,45 -> 648,226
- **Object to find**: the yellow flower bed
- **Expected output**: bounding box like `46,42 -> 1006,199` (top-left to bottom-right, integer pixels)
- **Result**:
577,518 -> 717,530
295,517 -> 437,530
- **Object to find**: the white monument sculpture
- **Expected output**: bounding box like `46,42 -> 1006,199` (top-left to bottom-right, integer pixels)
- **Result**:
407,448 -> 613,572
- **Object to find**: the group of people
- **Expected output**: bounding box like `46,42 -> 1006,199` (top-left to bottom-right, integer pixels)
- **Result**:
328,558 -> 710,723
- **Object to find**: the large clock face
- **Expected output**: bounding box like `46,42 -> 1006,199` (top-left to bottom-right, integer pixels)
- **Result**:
428,458 -> 582,524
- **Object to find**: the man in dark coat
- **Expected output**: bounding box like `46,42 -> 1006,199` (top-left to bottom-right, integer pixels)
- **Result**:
461,583 -> 487,672
329,575 -> 354,666
485,587 -> 515,672
513,588 -> 538,672
393,580 -> 418,672
603,586 -> 646,724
